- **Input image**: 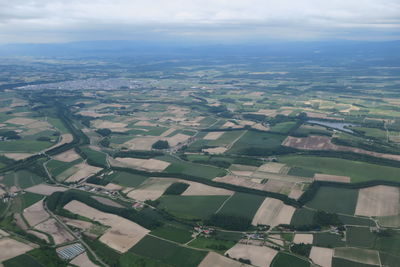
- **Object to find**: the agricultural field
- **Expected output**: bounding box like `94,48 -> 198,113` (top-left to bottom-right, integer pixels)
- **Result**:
1,47 -> 400,266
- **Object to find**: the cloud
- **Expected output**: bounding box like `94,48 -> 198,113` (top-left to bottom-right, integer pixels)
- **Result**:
0,0 -> 399,43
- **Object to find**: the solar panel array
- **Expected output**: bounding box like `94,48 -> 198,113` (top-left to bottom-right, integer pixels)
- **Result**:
57,243 -> 85,260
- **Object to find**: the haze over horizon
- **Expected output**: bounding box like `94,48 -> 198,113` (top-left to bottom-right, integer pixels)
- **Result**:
1,0 -> 399,44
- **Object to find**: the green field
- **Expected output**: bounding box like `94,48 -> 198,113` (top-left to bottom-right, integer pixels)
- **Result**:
160,155 -> 227,179
280,155 -> 400,182
334,247 -> 380,266
0,140 -> 52,152
217,192 -> 264,219
107,171 -> 148,187
80,146 -> 108,166
19,192 -> 43,209
150,224 -> 193,244
159,195 -> 229,220
269,122 -> 297,134
346,226 -> 376,248
188,237 -> 235,254
46,158 -> 82,177
338,214 -> 375,227
130,235 -> 207,267
332,257 -> 378,267
3,254 -> 44,267
270,252 -> 310,267
3,170 -> 44,189
290,208 -> 315,227
306,187 -> 358,215
313,233 -> 345,248
228,131 -> 285,155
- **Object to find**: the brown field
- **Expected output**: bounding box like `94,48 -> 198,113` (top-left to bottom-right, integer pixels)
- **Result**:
310,246 -> 333,267
251,123 -> 270,131
127,178 -> 178,201
3,153 -> 34,161
0,237 -> 34,262
92,120 -> 128,129
257,162 -> 287,174
283,135 -> 400,161
110,157 -> 170,172
52,149 -> 81,162
305,112 -> 343,121
122,136 -> 159,150
355,185 -> 399,217
23,199 -> 49,227
314,173 -> 351,183
251,198 -> 295,227
77,111 -> 106,118
293,234 -> 313,244
70,252 -> 99,267
25,184 -> 68,196
92,196 -> 123,208
5,117 -> 37,125
166,133 -> 190,147
203,131 -> 225,140
135,120 -> 156,127
203,147 -> 227,154
181,181 -> 233,196
225,243 -> 277,267
222,121 -> 242,129
64,200 -> 149,252
159,127 -> 176,137
61,162 -> 102,183
34,218 -> 74,245
61,217 -> 93,230
199,252 -> 248,267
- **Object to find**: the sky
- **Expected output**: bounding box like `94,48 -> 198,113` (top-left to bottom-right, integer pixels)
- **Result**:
0,0 -> 399,44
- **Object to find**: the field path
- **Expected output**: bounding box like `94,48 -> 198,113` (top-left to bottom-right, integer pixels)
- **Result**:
226,130 -> 247,150
214,194 -> 234,214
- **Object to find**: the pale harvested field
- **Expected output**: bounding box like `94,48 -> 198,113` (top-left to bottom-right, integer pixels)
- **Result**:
23,199 -> 49,227
334,247 -> 380,266
314,173 -> 351,183
203,131 -> 225,140
181,181 -> 233,196
5,117 -> 37,125
0,237 -> 34,262
252,123 -> 269,131
288,185 -> 304,200
293,234 -> 313,244
355,185 -> 399,217
3,153 -> 34,161
214,175 -> 281,193
127,178 -> 178,201
222,121 -> 242,129
104,183 -> 123,191
62,162 -> 102,183
225,243 -> 277,267
310,246 -> 333,267
122,136 -> 159,150
252,171 -> 311,183
61,217 -> 93,230
111,157 -> 170,172
283,136 -> 400,161
238,120 -> 256,126
70,252 -> 99,267
52,149 -> 81,162
45,134 -> 73,152
77,111 -> 106,118
166,133 -> 190,146
264,179 -> 293,195
0,229 -> 9,237
64,200 -> 149,252
34,218 -> 74,245
230,171 -> 254,177
203,147 -> 227,154
255,109 -> 277,117
257,162 -> 286,174
251,198 -> 295,227
25,184 -> 68,195
199,252 -> 248,267
92,120 -> 127,129
92,196 -> 123,208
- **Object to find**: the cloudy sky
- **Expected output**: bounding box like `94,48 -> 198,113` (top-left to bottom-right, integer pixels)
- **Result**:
0,0 -> 399,43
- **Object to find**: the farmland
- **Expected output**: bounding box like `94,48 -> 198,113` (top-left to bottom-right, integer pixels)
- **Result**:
0,44 -> 400,266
